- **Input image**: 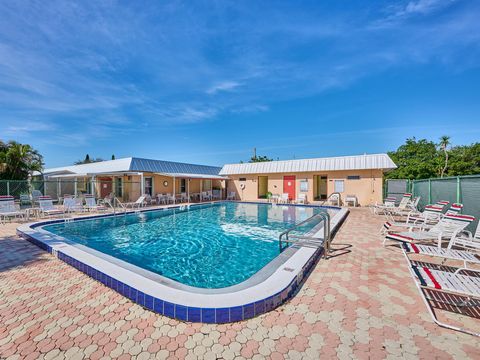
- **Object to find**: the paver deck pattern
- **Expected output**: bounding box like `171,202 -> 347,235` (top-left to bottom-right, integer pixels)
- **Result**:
1,208 -> 479,359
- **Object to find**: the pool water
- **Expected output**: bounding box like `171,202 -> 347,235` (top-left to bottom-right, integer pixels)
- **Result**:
43,202 -> 331,288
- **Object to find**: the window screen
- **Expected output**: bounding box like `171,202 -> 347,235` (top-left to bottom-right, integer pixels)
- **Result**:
334,180 -> 344,193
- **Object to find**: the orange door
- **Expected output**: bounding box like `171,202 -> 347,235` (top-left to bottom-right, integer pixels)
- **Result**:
283,176 -> 296,201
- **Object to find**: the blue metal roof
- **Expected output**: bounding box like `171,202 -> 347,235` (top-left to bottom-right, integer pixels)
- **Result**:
129,157 -> 222,176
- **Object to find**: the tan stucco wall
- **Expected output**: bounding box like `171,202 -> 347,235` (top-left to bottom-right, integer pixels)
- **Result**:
226,169 -> 384,206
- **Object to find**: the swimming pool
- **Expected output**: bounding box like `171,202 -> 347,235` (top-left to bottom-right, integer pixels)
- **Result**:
18,201 -> 348,323
43,202 -> 334,288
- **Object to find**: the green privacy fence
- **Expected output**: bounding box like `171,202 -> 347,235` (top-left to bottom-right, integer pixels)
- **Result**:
386,175 -> 480,231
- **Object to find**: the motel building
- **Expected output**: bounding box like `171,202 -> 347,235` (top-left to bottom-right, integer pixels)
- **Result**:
220,153 -> 396,206
39,153 -> 396,206
40,157 -> 226,203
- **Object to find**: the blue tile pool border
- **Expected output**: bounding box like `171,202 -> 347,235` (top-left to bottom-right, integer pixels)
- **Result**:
17,202 -> 347,324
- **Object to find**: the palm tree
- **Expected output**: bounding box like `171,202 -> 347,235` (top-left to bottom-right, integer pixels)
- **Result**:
439,135 -> 450,178
0,141 -> 44,180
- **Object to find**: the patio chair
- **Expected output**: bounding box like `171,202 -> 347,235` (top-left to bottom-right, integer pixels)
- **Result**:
157,194 -> 167,205
0,196 -> 25,223
201,191 -> 212,201
124,195 -> 146,209
20,194 -> 32,206
279,193 -> 289,204
375,193 -> 412,213
386,196 -> 420,217
165,193 -> 175,204
226,191 -> 236,200
212,190 -> 221,201
328,193 -> 340,206
144,194 -> 156,205
381,203 -> 447,234
445,203 -> 464,215
38,196 -> 65,217
63,197 -> 86,213
31,190 -> 43,203
407,263 -> 480,336
84,194 -> 108,212
179,192 -> 189,202
403,230 -> 480,271
384,214 -> 476,248
296,193 -> 307,204
344,194 -> 357,207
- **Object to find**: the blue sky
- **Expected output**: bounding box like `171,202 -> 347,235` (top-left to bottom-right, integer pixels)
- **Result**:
1,0 -> 479,168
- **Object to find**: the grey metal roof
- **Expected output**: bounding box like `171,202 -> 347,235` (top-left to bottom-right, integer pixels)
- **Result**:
219,153 -> 397,175
129,158 -> 222,176
42,157 -> 222,177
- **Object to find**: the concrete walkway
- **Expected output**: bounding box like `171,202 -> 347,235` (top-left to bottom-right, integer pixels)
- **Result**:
0,208 -> 479,359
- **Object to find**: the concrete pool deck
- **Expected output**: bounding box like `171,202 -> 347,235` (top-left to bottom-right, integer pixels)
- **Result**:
1,208 -> 479,359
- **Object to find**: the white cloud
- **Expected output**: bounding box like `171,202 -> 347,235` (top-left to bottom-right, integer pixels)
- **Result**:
206,81 -> 242,94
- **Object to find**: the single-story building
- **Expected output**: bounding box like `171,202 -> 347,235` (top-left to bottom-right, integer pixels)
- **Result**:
39,157 -> 226,202
219,154 -> 396,206
38,153 -> 396,206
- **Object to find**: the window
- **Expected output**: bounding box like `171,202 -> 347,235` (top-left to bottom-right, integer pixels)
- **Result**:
202,179 -> 212,191
334,180 -> 344,193
347,175 -> 361,180
144,177 -> 153,196
115,178 -> 123,197
239,178 -> 246,182
180,178 -> 186,193
300,179 -> 308,192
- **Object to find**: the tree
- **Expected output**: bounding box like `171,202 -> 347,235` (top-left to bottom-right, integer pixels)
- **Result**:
439,135 -> 450,178
387,137 -> 480,179
0,140 -> 44,180
249,155 -> 273,163
386,138 -> 439,179
74,154 -> 104,165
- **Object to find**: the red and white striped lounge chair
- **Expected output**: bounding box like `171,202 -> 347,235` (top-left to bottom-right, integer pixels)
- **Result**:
384,214 -> 476,247
402,243 -> 480,269
407,264 -> 480,336
0,195 -> 25,223
84,195 -> 108,212
381,203 -> 447,234
445,203 -> 464,215
38,196 -> 65,217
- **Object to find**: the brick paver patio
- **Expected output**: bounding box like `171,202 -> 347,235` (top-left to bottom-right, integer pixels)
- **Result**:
1,208 -> 479,359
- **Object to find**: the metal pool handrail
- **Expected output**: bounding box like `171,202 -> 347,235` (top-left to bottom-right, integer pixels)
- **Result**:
279,211 -> 331,259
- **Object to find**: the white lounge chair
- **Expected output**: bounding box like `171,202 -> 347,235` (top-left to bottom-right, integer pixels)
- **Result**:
329,193 -> 341,206
0,196 -> 25,223
296,193 -> 307,204
38,196 -> 65,217
381,203 -> 447,234
84,195 -> 108,212
63,197 -> 86,213
226,191 -> 236,200
407,264 -> 480,336
31,190 -> 43,203
384,214 -> 476,248
375,193 -> 412,214
124,196 -> 146,209
403,213 -> 478,268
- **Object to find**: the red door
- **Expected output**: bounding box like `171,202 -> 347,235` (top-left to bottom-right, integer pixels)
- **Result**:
283,176 -> 296,201
99,177 -> 113,198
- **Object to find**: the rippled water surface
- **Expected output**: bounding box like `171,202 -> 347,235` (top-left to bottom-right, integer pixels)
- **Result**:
44,202 -> 334,288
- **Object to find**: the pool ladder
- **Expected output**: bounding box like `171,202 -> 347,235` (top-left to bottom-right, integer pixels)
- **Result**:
278,212 -> 331,259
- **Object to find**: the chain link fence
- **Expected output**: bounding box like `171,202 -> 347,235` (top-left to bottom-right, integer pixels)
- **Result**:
0,179 -> 142,204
